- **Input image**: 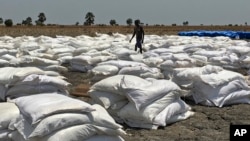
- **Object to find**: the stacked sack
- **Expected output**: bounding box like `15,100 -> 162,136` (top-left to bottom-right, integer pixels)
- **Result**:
89,75 -> 194,129
89,60 -> 163,83
0,103 -> 20,141
0,67 -> 126,141
0,67 -> 70,101
9,93 -> 126,141
171,65 -> 250,107
70,51 -> 116,73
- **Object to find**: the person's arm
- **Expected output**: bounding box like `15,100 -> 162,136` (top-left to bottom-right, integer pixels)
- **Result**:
130,28 -> 136,43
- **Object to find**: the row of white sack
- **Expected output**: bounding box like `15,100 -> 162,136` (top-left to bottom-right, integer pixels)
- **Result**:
70,54 -> 250,108
88,65 -> 250,108
171,65 -> 250,107
0,93 -> 126,141
88,75 -> 194,129
69,49 -> 250,80
2,34 -> 250,71
0,67 -> 70,102
0,53 -> 68,73
72,59 -> 164,83
1,33 -> 249,51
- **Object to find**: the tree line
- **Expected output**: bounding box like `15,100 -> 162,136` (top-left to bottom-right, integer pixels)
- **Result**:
0,12 -> 135,27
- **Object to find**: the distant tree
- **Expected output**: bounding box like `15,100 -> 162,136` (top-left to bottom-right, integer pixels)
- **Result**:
22,17 -> 32,25
4,19 -> 13,27
172,23 -> 177,26
75,21 -> 79,26
26,17 -> 32,25
84,12 -> 95,25
0,18 -> 3,24
110,19 -> 116,26
245,22 -> 248,26
126,18 -> 133,26
22,20 -> 27,25
183,21 -> 189,26
36,12 -> 46,25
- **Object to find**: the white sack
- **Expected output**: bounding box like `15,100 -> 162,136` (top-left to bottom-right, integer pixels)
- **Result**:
90,75 -> 151,95
120,76 -> 181,110
199,69 -> 245,87
0,67 -> 45,85
0,59 -> 9,67
70,55 -> 91,65
18,56 -> 60,67
15,104 -> 123,139
13,74 -> 70,88
118,91 -> 181,123
38,65 -> 68,72
33,124 -> 96,141
0,103 -> 20,130
193,49 -> 226,58
118,66 -> 163,79
88,90 -> 127,109
193,79 -> 250,107
6,84 -> 69,99
98,60 -> 147,69
14,93 -> 95,124
90,104 -> 124,130
35,124 -> 125,141
142,57 -> 164,67
91,65 -> 119,76
14,113 -> 90,139
153,98 -> 193,126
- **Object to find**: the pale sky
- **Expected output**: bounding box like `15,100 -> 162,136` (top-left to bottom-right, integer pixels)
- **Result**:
0,0 -> 249,25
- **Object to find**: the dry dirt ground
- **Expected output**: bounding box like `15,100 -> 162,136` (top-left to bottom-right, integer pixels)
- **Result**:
2,25 -> 250,141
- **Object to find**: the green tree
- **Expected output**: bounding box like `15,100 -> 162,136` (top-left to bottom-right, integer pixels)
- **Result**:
126,18 -> 133,26
0,18 -> 3,24
84,12 -> 95,25
4,19 -> 13,27
36,12 -> 46,25
110,19 -> 116,26
183,21 -> 189,26
22,20 -> 27,25
23,17 -> 32,25
26,17 -> 32,25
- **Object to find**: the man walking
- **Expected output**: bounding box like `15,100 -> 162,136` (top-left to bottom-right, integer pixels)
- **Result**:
129,19 -> 144,54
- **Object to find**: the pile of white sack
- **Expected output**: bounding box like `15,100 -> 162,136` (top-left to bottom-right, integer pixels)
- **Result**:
1,33 -> 250,133
0,102 -> 19,141
89,75 -> 194,129
89,60 -> 164,83
0,66 -> 126,141
0,94 -> 126,141
70,51 -> 117,73
0,67 -> 70,101
171,65 -> 250,107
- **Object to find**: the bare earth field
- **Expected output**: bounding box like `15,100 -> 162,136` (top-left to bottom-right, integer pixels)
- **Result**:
2,25 -> 250,141
1,25 -> 250,37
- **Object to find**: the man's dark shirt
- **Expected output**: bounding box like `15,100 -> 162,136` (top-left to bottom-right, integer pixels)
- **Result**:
134,26 -> 144,40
